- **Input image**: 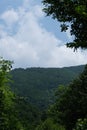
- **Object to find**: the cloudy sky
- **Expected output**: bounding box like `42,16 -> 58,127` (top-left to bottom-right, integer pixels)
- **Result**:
0,0 -> 87,68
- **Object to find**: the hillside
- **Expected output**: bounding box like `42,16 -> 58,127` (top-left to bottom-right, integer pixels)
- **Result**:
10,65 -> 85,109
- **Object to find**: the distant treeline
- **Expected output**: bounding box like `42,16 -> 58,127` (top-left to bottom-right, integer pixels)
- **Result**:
10,65 -> 85,109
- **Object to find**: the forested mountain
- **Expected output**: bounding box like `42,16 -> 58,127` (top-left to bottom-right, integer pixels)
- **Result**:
10,65 -> 85,109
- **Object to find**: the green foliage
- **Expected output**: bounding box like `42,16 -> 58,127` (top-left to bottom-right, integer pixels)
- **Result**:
14,96 -> 41,130
0,58 -> 13,129
75,5 -> 87,16
42,0 -> 87,50
36,118 -> 65,130
55,85 -> 68,99
48,65 -> 87,130
10,66 -> 84,109
74,118 -> 87,130
0,58 -> 24,130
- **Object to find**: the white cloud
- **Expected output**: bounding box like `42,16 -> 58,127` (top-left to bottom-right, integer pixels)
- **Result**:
0,0 -> 87,68
31,5 -> 44,18
66,27 -> 74,41
0,9 -> 19,26
50,46 -> 87,67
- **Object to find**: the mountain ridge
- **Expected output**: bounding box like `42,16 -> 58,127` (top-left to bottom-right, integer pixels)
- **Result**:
10,65 -> 85,109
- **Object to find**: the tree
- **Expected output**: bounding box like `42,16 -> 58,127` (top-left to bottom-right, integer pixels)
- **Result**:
0,58 -> 24,130
0,58 -> 13,129
42,0 -> 87,50
48,65 -> 87,130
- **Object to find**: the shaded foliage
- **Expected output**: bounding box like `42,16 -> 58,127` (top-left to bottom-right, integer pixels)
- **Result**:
42,0 -> 87,50
35,118 -> 65,130
14,96 -> 41,130
48,65 -> 87,130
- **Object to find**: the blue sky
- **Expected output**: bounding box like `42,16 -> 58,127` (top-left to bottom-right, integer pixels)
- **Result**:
0,0 -> 87,68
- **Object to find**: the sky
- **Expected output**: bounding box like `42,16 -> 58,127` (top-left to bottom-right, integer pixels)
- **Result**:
0,0 -> 87,68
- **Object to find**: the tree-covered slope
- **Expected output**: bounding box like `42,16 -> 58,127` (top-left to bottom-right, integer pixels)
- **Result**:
10,65 -> 85,109
13,96 -> 41,130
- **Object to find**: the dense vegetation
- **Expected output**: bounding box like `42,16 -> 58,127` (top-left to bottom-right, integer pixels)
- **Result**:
13,97 -> 41,130
0,59 -> 87,130
10,65 -> 84,109
0,58 -> 41,130
0,58 -> 23,130
35,65 -> 87,130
